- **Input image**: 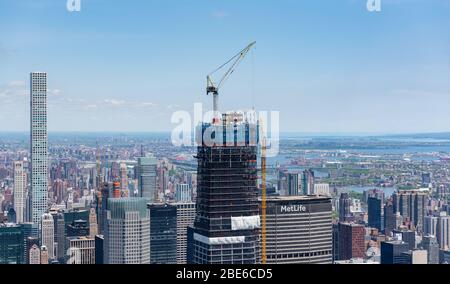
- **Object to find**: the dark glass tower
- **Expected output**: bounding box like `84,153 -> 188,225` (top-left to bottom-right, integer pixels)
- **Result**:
148,203 -> 177,264
188,113 -> 260,264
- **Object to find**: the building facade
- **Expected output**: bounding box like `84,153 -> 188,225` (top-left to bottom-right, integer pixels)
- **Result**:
175,202 -> 196,264
41,213 -> 54,260
0,224 -> 24,264
189,113 -> 260,264
30,72 -> 48,224
14,161 -> 27,223
66,236 -> 95,264
104,198 -> 150,264
338,222 -> 365,261
149,203 -> 177,264
137,154 -> 158,201
265,196 -> 332,264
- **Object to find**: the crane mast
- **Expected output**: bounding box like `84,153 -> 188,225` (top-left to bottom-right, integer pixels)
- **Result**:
207,41 -> 256,123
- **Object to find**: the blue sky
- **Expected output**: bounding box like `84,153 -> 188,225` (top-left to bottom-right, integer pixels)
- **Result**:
0,0 -> 449,133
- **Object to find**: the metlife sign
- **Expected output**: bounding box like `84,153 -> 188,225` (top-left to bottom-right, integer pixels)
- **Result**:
279,205 -> 308,214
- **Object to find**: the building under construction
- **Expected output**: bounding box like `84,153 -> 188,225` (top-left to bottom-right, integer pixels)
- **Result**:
187,112 -> 261,264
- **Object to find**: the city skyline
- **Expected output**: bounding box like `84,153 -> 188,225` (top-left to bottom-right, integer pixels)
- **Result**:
1,0 -> 450,133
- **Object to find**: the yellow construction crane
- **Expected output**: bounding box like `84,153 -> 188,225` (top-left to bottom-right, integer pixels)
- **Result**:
207,41 -> 256,123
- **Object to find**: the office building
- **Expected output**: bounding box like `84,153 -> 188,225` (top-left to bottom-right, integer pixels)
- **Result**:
384,199 -> 396,236
104,198 -> 150,264
40,246 -> 49,264
437,212 -> 450,250
149,203 -> 177,264
41,213 -> 54,260
368,196 -> 383,231
338,222 -> 365,260
30,72 -> 48,224
287,173 -> 300,196
392,189 -> 427,233
380,240 -> 409,264
137,154 -> 158,201
66,236 -> 95,264
95,235 -> 104,264
420,235 -> 440,264
189,113 -> 260,264
29,244 -> 40,264
313,183 -> 330,196
424,215 -> 438,237
302,169 -> 314,195
265,196 -> 333,264
120,162 -> 128,196
89,208 -> 98,237
339,193 -> 351,222
175,202 -> 196,264
13,161 -> 26,224
0,223 -> 24,264
175,183 -> 192,202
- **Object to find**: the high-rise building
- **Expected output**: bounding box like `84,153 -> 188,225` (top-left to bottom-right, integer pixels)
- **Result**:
337,222 -> 365,261
89,208 -> 98,237
313,183 -> 330,196
30,72 -> 48,225
339,193 -> 351,222
29,244 -> 41,264
175,183 -> 192,202
437,212 -> 450,250
40,246 -> 49,264
420,235 -> 440,264
188,113 -> 260,264
13,161 -> 27,224
41,213 -> 54,260
424,215 -> 438,237
66,236 -> 95,264
302,169 -> 314,195
422,172 -> 431,186
137,154 -> 158,201
380,240 -> 409,264
95,235 -> 104,264
175,202 -> 196,264
265,196 -> 333,264
0,223 -> 24,264
55,213 -> 65,261
392,189 -> 428,233
287,172 -> 300,196
384,199 -> 396,236
104,198 -> 150,264
149,203 -> 177,264
120,162 -> 128,197
368,196 -> 383,231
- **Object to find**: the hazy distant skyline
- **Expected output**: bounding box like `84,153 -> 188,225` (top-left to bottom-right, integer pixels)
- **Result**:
1,0 -> 449,133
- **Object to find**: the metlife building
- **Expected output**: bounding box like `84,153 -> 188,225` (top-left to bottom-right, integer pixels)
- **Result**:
264,196 -> 333,264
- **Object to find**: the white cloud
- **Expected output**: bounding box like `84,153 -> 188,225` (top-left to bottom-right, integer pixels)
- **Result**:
104,99 -> 125,106
9,80 -> 26,87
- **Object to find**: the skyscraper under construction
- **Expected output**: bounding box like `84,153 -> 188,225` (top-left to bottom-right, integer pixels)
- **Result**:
188,112 -> 260,264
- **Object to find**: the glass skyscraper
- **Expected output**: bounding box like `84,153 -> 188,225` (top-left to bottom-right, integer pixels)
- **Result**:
137,154 -> 158,201
30,72 -> 48,224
